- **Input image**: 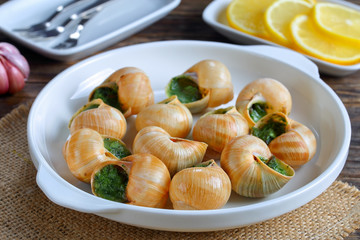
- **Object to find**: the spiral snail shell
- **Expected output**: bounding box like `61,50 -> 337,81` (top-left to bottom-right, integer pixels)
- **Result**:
236,78 -> 292,127
132,126 -> 208,176
69,99 -> 127,140
63,128 -> 131,183
91,153 -> 171,208
166,60 -> 233,113
192,106 -> 249,153
89,67 -> 154,117
135,95 -> 193,138
221,135 -> 295,198
251,112 -> 317,167
169,159 -> 231,210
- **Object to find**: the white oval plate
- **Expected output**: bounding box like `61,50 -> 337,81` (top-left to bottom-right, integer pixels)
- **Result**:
28,40 -> 351,232
202,0 -> 360,77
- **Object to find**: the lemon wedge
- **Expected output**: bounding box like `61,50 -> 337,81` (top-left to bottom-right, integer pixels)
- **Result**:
226,0 -> 277,38
313,3 -> 360,44
265,0 -> 313,46
291,14 -> 360,65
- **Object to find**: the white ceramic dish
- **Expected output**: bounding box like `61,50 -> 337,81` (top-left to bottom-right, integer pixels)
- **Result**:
28,40 -> 351,232
0,0 -> 180,61
202,0 -> 360,77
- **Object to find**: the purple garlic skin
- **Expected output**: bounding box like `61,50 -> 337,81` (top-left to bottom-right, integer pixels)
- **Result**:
0,42 -> 30,94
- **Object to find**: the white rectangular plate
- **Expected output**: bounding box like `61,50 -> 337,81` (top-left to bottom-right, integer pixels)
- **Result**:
0,0 -> 180,61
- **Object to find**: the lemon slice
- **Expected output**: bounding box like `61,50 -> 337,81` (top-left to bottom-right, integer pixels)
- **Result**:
291,14 -> 360,65
265,0 -> 313,46
304,0 -> 316,4
313,3 -> 360,44
226,0 -> 277,38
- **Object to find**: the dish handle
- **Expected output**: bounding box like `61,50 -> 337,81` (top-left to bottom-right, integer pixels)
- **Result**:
36,164 -> 123,214
248,45 -> 320,78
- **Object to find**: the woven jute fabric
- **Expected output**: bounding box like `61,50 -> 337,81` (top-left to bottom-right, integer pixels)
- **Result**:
0,102 -> 359,240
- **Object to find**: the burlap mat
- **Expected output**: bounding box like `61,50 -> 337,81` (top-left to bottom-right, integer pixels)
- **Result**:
1,102 -> 359,240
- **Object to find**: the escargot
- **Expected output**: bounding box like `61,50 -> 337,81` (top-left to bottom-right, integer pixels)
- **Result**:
166,59 -> 233,113
236,78 -> 292,127
91,153 -> 171,208
192,106 -> 249,154
169,159 -> 231,210
221,135 -> 295,198
132,126 -> 208,176
251,112 -> 317,167
89,67 -> 154,117
63,128 -> 131,183
135,95 -> 193,138
69,98 -> 127,140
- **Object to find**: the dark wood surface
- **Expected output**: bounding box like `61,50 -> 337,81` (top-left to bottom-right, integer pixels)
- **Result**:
0,0 -> 359,238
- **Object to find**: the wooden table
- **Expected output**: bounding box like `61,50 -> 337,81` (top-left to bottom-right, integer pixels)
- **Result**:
0,0 -> 359,238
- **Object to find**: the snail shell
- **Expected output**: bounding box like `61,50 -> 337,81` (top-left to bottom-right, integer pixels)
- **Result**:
268,119 -> 317,167
63,128 -> 130,183
221,135 -> 295,198
90,153 -> 171,208
132,126 -> 208,176
236,78 -> 292,127
123,153 -> 171,208
69,99 -> 127,140
166,59 -> 233,113
89,67 -> 154,117
169,160 -> 231,210
192,106 -> 249,153
252,112 -> 317,167
135,95 -> 193,138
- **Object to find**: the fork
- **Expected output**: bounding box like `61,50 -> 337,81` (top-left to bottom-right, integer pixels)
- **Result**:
13,0 -> 81,33
23,0 -> 111,39
53,1 -> 112,49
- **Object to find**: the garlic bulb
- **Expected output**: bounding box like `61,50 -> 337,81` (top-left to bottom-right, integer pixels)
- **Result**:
0,42 -> 30,94
169,159 -> 231,210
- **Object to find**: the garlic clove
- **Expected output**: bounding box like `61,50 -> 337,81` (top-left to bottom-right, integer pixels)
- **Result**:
4,59 -> 26,94
0,43 -> 29,78
0,60 -> 9,94
0,42 -> 30,94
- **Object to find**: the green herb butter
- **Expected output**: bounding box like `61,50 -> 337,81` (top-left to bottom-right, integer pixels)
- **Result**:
93,164 -> 128,202
166,75 -> 202,104
251,116 -> 287,144
249,102 -> 268,123
82,103 -> 100,112
259,156 -> 292,176
91,86 -> 122,111
103,138 -> 131,159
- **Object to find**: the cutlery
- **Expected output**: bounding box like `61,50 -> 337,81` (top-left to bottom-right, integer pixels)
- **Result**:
13,0 -> 84,33
21,0 -> 111,39
53,2 -> 110,49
